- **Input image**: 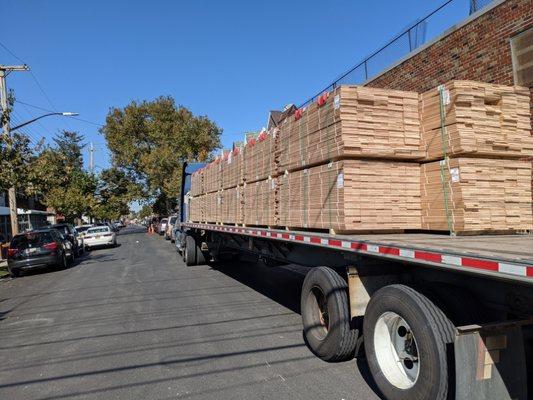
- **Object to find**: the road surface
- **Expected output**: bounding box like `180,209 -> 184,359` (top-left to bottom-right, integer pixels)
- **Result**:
0,226 -> 380,400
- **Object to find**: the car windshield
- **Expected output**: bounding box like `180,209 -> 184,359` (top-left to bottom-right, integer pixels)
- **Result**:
77,226 -> 91,233
11,232 -> 53,249
87,227 -> 110,234
161,219 -> 168,224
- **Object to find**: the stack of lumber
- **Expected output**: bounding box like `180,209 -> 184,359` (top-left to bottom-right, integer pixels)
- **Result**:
222,147 -> 244,189
244,178 -> 277,226
220,186 -> 244,224
203,191 -> 221,223
190,170 -> 204,197
278,86 -> 422,173
244,129 -> 277,183
186,81 -> 532,235
278,160 -> 421,232
420,81 -> 533,161
188,195 -> 204,222
421,158 -> 532,233
203,161 -> 220,194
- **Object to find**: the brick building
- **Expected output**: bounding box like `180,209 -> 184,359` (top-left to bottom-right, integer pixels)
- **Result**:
365,0 -> 533,125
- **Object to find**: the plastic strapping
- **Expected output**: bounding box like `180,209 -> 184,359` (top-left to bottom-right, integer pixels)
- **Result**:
438,84 -> 455,236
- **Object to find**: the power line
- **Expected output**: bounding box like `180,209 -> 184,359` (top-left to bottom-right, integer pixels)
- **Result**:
0,41 -> 26,64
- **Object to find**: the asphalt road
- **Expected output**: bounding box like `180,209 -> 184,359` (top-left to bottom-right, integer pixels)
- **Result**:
0,226 -> 380,400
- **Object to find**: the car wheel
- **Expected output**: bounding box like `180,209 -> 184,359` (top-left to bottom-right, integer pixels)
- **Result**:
8,267 -> 20,278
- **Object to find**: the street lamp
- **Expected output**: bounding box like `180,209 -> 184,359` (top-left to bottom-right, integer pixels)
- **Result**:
10,111 -> 80,131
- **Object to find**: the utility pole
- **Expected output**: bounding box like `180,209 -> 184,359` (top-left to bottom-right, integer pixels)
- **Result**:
0,64 -> 29,238
89,141 -> 94,172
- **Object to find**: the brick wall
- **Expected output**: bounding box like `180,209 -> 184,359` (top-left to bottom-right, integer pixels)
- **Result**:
366,0 -> 533,126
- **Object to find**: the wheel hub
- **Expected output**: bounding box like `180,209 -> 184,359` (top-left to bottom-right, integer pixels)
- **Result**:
373,311 -> 420,389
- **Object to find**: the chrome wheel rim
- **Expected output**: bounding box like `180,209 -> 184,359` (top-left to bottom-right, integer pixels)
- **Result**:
373,311 -> 420,389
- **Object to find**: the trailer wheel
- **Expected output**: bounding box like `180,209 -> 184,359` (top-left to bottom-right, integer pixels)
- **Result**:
196,247 -> 206,265
301,266 -> 357,362
363,284 -> 455,400
184,235 -> 197,266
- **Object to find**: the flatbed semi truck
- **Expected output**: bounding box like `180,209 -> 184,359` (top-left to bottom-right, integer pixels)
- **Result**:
177,162 -> 533,400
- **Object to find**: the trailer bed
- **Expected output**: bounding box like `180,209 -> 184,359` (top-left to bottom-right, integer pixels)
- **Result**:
182,223 -> 533,284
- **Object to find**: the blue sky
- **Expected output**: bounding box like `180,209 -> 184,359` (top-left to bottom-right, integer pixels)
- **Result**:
1,0 -> 469,172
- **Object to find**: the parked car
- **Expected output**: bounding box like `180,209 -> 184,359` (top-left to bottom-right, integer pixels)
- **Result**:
158,218 -> 168,236
7,228 -> 73,277
76,224 -> 93,237
84,226 -> 117,250
165,215 -> 178,241
52,223 -> 81,257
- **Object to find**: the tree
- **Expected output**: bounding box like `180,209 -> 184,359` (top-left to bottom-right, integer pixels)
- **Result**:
138,204 -> 153,219
0,90 -> 35,193
101,96 -> 221,214
92,167 -> 133,221
29,131 -> 96,223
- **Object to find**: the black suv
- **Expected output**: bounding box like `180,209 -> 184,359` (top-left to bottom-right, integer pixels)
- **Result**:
52,223 -> 80,257
7,228 -> 73,277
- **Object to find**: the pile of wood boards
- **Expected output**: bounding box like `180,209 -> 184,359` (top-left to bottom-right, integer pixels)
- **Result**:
278,86 -> 422,173
244,178 -> 276,226
278,160 -> 421,231
220,186 -> 243,225
244,130 -> 277,183
420,81 -> 533,160
421,158 -> 532,233
187,80 -> 532,234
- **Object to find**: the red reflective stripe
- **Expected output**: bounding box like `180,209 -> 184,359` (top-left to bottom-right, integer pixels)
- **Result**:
351,242 -> 367,251
260,231 -> 267,236
527,267 -> 533,277
414,251 -> 442,263
310,237 -> 321,244
379,246 -> 400,256
329,239 -> 342,247
282,233 -> 289,239
294,235 -> 304,241
461,257 -> 499,271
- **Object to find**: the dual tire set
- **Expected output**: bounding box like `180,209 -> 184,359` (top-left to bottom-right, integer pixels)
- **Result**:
301,267 -> 455,400
183,235 -> 206,266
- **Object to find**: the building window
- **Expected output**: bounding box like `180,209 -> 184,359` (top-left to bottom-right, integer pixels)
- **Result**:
511,28 -> 533,87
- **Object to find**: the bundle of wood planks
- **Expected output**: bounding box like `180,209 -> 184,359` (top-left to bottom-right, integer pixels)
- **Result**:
278,160 -> 421,232
243,130 -> 277,183
421,158 -> 532,233
420,81 -> 533,161
220,186 -> 244,225
222,147 -> 244,190
188,80 -> 532,235
244,178 -> 277,226
277,86 -> 422,173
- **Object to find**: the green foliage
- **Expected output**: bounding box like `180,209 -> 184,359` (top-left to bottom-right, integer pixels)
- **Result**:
29,131 -> 96,223
138,204 -> 153,219
91,167 -> 132,221
0,132 -> 34,192
101,96 -> 221,214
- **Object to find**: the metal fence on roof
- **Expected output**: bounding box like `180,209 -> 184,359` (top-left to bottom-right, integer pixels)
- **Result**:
299,0 -> 496,108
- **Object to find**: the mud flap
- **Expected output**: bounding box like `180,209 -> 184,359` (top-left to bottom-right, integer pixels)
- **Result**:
455,320 -> 531,400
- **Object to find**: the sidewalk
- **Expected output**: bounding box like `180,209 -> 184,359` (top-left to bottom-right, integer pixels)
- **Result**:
0,259 -> 8,278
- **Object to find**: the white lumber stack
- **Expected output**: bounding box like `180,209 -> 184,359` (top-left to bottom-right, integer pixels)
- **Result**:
278,86 -> 422,173
220,186 -> 244,224
421,158 -> 533,233
243,130 -> 277,183
420,81 -> 533,160
244,178 -> 277,226
278,160 -> 421,232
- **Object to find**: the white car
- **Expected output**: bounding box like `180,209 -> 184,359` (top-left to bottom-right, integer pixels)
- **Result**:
84,226 -> 117,250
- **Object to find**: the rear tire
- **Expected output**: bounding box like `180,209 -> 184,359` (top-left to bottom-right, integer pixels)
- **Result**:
184,235 -> 197,266
301,266 -> 358,362
363,284 -> 455,400
196,247 -> 206,265
8,267 -> 20,278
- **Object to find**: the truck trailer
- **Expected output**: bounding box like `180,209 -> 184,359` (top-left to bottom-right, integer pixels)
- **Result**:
177,161 -> 533,400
